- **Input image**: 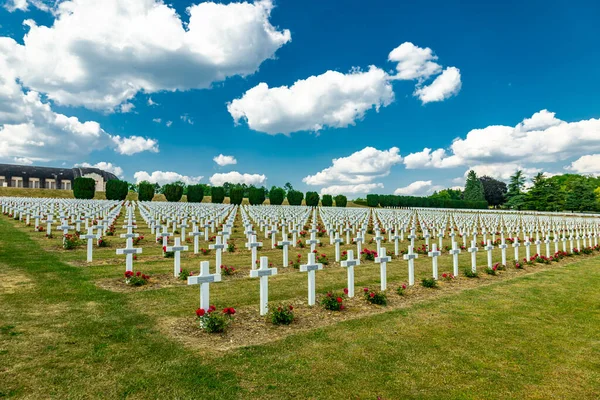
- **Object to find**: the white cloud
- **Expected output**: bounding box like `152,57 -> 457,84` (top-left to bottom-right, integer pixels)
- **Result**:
388,42 -> 442,81
14,156 -> 33,165
320,183 -> 384,196
134,170 -> 203,186
228,66 -> 394,135
180,114 -> 194,125
4,0 -> 50,12
303,147 -> 402,186
414,67 -> 461,104
213,154 -> 237,167
394,180 -> 441,196
119,103 -> 135,113
403,148 -> 461,169
1,0 -> 291,111
152,118 -> 162,123
466,164 -> 541,181
75,162 -> 124,179
166,121 -> 173,127
209,171 -> 266,186
111,136 -> 159,156
147,97 -> 158,106
566,154 -> 600,175
404,110 -> 600,170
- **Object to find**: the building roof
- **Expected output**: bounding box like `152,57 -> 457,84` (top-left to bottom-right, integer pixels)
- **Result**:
0,164 -> 119,181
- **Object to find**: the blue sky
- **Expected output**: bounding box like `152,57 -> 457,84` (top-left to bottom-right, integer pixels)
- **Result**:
1,0 -> 599,197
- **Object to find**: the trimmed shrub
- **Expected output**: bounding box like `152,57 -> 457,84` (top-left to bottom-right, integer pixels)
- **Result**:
366,194 -> 380,207
138,182 -> 155,201
230,187 -> 244,205
105,179 -> 128,200
73,177 -> 95,199
321,194 -> 333,207
211,187 -> 225,203
305,191 -> 320,207
187,184 -> 204,203
334,194 -> 347,207
287,190 -> 304,206
163,184 -> 184,202
248,186 -> 265,205
269,186 -> 285,205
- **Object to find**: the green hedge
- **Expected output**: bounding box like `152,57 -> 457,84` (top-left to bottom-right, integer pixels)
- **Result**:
287,190 -> 303,206
321,194 -> 333,207
269,187 -> 285,205
105,179 -> 128,201
373,193 -> 487,209
163,184 -> 183,202
334,195 -> 347,207
248,187 -> 265,205
73,177 -> 95,199
305,191 -> 320,207
366,194 -> 380,207
138,182 -> 155,201
211,187 -> 225,203
230,187 -> 244,205
187,184 -> 204,203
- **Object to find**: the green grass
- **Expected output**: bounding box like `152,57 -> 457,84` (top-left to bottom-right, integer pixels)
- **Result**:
1,215 -> 600,398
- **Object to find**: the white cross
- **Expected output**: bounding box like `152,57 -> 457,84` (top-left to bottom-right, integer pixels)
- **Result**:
116,237 -> 142,272
427,243 -> 442,280
484,240 -> 494,270
391,233 -> 401,256
353,233 -> 364,256
57,219 -> 73,243
340,249 -> 359,297
512,237 -> 520,261
498,238 -> 508,267
269,226 -> 278,249
160,226 -> 173,249
524,237 -> 532,260
209,235 -> 226,273
300,252 -> 323,306
449,241 -> 461,276
81,227 -> 99,263
45,217 -> 55,236
333,232 -> 344,262
166,237 -> 189,277
375,247 -> 391,291
467,240 -> 478,273
374,233 -> 384,254
407,229 -> 417,248
403,245 -> 418,286
306,231 -> 320,253
188,261 -> 222,311
249,256 -> 278,316
277,234 -> 292,267
245,234 -> 263,270
189,226 -> 203,254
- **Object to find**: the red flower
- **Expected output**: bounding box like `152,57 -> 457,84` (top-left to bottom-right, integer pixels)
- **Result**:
196,308 -> 205,317
402,284 -> 407,289
223,307 -> 236,315
136,271 -> 141,276
343,288 -> 349,295
369,292 -> 375,298
336,297 -> 343,303
363,287 -> 369,292
162,246 -> 167,252
289,305 -> 294,310
312,249 -> 317,253
442,273 -> 447,278
340,305 -> 345,310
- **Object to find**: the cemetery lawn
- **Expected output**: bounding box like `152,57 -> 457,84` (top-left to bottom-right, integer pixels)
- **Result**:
2,217 -> 600,399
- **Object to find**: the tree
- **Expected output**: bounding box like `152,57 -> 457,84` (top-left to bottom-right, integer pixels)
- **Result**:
105,179 -> 128,201
463,170 -> 486,202
287,190 -> 303,206
248,186 -> 265,205
565,178 -> 597,211
73,177 -> 95,199
211,187 -> 225,203
230,187 -> 244,205
334,194 -> 347,207
284,182 -> 294,192
366,194 -> 380,207
479,176 -> 507,207
138,182 -> 155,201
269,186 -> 285,205
187,184 -> 204,203
163,184 -> 183,202
128,182 -> 138,193
505,170 -> 527,210
305,191 -> 320,207
321,194 -> 333,207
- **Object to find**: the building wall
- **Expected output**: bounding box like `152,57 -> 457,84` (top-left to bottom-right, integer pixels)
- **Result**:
82,172 -> 105,192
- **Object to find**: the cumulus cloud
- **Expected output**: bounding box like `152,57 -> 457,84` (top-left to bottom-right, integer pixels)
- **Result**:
213,154 -> 237,167
134,170 -> 203,186
303,147 -> 402,186
14,157 -> 33,165
75,162 -> 124,179
0,0 -> 291,111
180,114 -> 194,125
404,110 -> 600,170
566,154 -> 600,175
466,164 -> 541,181
209,171 -> 266,186
320,183 -> 384,196
394,180 -> 441,196
4,0 -> 50,12
414,67 -> 461,104
111,136 -> 159,156
388,42 -> 441,81
228,66 -> 394,135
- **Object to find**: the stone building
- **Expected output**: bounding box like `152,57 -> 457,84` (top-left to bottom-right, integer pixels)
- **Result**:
0,164 -> 119,192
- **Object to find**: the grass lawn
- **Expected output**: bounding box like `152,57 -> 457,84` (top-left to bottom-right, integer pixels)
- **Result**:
1,214 -> 600,399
